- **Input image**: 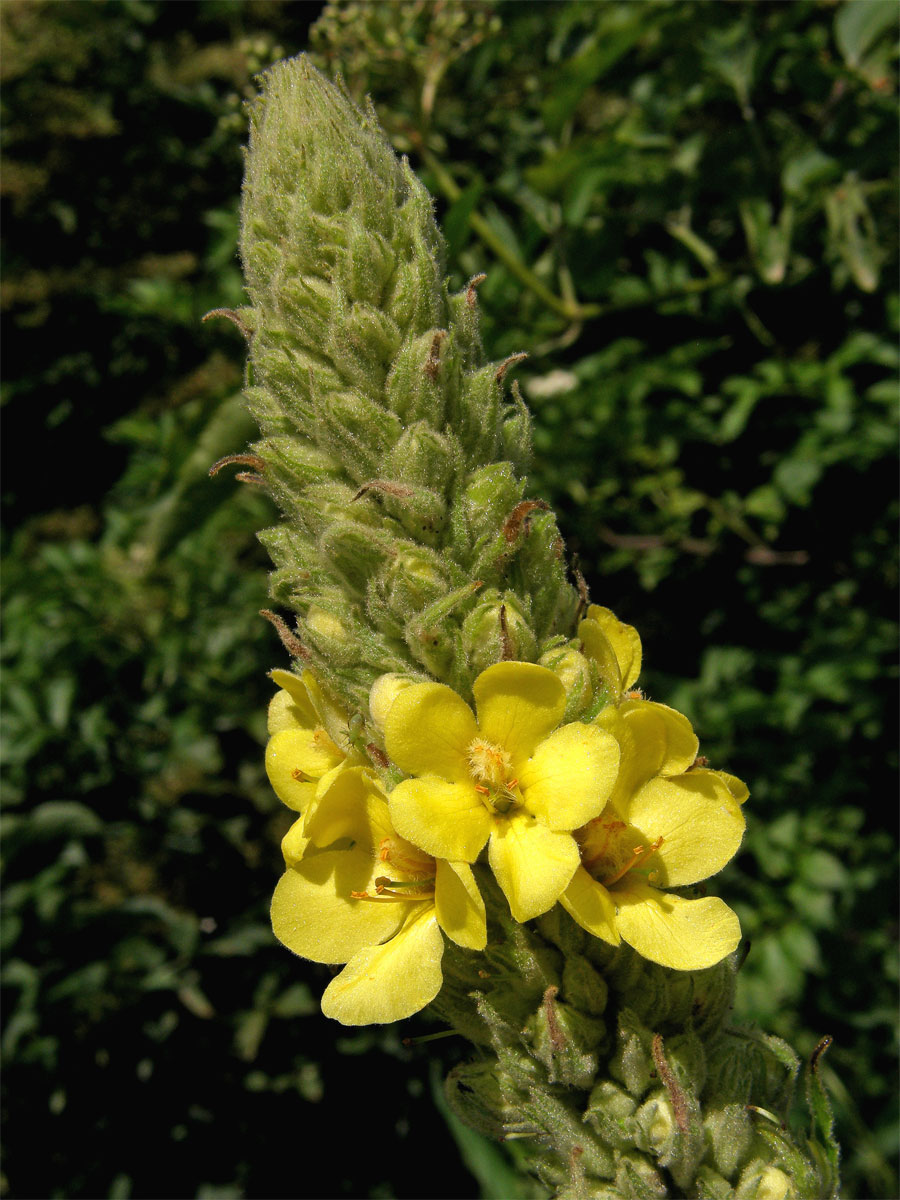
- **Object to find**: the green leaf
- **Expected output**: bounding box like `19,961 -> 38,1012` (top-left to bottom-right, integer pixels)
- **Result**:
834,0 -> 897,70
541,8 -> 651,134
444,178 -> 485,258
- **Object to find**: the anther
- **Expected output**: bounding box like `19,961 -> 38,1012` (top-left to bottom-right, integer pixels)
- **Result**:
601,835 -> 664,888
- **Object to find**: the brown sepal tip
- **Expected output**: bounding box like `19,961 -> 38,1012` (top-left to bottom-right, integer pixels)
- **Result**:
259,610 -> 310,660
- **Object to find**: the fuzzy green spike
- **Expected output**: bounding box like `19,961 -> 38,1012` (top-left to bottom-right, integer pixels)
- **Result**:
240,55 -> 577,709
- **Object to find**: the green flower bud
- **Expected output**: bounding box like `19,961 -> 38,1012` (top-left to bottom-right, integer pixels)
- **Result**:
454,462 -> 524,547
256,436 -> 342,489
303,601 -> 358,664
539,643 -> 594,719
318,519 -> 393,596
338,226 -> 396,306
704,1102 -> 755,1179
444,1061 -> 520,1142
403,581 -> 479,678
736,1164 -> 795,1200
561,954 -> 609,1016
384,328 -> 452,426
461,590 -> 537,674
610,1011 -> 655,1099
694,1165 -> 738,1200
383,421 -> 460,491
615,1153 -> 668,1199
634,1090 -> 677,1158
375,546 -> 451,623
312,388 -> 403,483
453,363 -> 501,465
500,383 -> 533,472
586,1079 -> 638,1148
378,483 -> 447,546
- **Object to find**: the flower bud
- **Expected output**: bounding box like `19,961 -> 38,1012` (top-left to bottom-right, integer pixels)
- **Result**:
380,484 -> 447,546
368,673 -> 415,731
318,520 -> 393,597
313,388 -> 403,482
378,547 -> 450,620
736,1165 -> 794,1200
462,591 -> 537,674
455,463 -> 524,546
383,422 -> 459,491
704,1102 -> 754,1179
615,1153 -> 668,1199
561,954 -> 608,1016
256,435 -> 342,490
384,328 -> 453,426
304,602 -> 358,664
634,1090 -> 677,1157
586,1079 -> 637,1148
539,644 -> 593,719
453,363 -> 501,464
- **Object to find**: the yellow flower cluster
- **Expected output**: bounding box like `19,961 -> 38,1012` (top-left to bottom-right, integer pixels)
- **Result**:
266,608 -> 747,1024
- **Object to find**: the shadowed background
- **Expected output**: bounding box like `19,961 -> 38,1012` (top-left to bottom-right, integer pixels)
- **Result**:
2,2 -> 897,1197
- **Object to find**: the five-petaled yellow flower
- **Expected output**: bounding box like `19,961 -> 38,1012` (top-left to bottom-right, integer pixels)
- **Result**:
383,661 -> 620,923
561,698 -> 746,969
271,766 -> 486,1025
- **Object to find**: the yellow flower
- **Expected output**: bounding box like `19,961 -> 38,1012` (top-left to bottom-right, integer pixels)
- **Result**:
270,767 -> 486,1024
383,661 -> 620,923
264,669 -> 364,813
560,698 -> 746,970
578,604 -> 642,704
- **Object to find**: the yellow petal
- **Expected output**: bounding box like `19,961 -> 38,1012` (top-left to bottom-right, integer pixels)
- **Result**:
560,866 -> 620,945
321,908 -> 444,1025
488,811 -> 580,922
270,855 -> 404,964
434,860 -> 487,950
384,682 -> 477,782
266,727 -> 344,801
625,772 -> 745,886
695,768 -> 750,805
519,721 -> 620,831
268,670 -> 318,733
265,731 -> 325,810
580,606 -> 642,698
281,817 -> 309,867
618,700 -> 699,781
614,879 -> 741,969
271,668 -> 313,706
303,767 -> 391,849
301,670 -> 354,756
389,777 -> 491,862
472,662 -> 566,770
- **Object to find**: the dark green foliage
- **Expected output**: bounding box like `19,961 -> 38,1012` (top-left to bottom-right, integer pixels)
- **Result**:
2,1 -> 896,1197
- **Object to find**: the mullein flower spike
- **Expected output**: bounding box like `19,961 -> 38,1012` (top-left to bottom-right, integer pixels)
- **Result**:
239,55 -> 839,1199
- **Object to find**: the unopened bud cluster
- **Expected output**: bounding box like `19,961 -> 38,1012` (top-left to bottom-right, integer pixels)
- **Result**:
239,56 -> 572,716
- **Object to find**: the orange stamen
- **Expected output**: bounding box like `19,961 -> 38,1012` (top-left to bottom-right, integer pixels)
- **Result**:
601,835 -> 664,888
351,875 -> 435,902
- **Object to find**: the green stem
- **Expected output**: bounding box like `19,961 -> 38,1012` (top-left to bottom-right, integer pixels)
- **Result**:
421,149 -> 731,328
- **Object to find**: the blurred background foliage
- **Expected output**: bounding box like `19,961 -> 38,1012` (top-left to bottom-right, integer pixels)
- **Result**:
1,1 -> 896,1197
